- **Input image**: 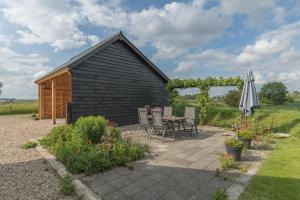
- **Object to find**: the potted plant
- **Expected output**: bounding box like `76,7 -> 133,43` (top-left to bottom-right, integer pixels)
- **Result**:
225,137 -> 243,161
236,129 -> 254,148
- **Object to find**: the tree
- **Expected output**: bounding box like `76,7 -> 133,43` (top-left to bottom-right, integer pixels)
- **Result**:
224,90 -> 241,107
260,82 -> 288,105
0,82 -> 2,96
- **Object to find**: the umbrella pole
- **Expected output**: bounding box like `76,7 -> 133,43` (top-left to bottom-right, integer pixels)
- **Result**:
245,116 -> 248,129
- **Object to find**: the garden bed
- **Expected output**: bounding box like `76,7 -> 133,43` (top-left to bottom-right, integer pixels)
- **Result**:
40,116 -> 148,175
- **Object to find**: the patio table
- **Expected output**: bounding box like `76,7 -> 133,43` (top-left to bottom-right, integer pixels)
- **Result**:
162,116 -> 187,135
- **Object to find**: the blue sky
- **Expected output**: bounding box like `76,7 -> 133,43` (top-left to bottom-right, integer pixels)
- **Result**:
0,0 -> 300,99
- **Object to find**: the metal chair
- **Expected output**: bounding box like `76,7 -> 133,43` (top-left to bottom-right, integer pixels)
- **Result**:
137,108 -> 152,139
163,106 -> 172,117
183,107 -> 198,135
151,109 -> 172,142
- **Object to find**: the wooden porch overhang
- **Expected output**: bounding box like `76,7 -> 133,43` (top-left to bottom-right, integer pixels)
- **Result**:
36,68 -> 71,124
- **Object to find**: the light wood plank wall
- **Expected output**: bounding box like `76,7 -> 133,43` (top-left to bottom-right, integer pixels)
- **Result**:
39,72 -> 71,119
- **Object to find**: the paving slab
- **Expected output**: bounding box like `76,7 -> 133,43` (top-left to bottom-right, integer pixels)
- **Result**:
80,125 -> 249,200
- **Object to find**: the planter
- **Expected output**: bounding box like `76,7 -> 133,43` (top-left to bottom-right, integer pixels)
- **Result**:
237,136 -> 252,149
225,145 -> 243,161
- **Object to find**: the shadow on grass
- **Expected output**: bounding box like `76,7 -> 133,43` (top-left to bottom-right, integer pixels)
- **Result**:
240,174 -> 300,200
273,118 -> 300,133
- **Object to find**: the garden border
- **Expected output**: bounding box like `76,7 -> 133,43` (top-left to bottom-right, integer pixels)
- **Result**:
225,149 -> 272,200
32,139 -> 102,200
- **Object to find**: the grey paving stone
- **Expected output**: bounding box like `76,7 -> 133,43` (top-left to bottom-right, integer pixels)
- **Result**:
110,176 -> 134,189
120,182 -> 145,197
209,177 -> 233,189
169,168 -> 198,182
89,182 -> 118,197
194,170 -> 216,182
147,171 -> 169,182
132,181 -> 168,200
104,191 -> 130,200
125,170 -> 145,182
162,190 -> 185,200
188,183 -> 218,200
134,175 -> 156,189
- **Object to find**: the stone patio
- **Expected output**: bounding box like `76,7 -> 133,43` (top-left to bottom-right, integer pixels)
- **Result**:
81,126 -> 234,200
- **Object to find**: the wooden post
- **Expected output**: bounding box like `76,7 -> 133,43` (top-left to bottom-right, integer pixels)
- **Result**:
38,84 -> 44,120
38,84 -> 41,119
52,79 -> 56,125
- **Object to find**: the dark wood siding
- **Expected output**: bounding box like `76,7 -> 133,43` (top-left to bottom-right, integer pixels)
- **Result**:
70,40 -> 168,125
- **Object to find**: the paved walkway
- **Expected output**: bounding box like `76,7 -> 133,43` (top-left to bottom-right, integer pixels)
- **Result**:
81,126 -> 234,200
0,115 -> 75,200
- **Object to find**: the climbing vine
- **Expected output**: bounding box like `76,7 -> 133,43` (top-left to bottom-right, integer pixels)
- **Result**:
166,77 -> 244,125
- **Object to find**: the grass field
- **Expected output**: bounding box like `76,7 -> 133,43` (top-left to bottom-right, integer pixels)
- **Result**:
0,100 -> 38,115
176,99 -> 300,200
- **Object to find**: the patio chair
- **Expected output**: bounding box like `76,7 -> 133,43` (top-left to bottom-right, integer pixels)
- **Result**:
163,106 -> 172,117
151,109 -> 172,142
183,107 -> 198,135
137,108 -> 152,139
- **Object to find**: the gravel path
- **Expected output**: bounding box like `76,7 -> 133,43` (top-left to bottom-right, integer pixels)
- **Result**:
0,115 -> 76,200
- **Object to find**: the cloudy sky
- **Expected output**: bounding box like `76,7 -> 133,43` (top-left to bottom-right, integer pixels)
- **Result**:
0,0 -> 299,99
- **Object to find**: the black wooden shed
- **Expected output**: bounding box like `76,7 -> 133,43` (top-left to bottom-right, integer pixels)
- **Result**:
35,31 -> 169,125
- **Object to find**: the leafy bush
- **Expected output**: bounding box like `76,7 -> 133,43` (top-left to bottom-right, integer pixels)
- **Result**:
219,154 -> 238,170
59,175 -> 75,195
41,116 -> 148,174
260,82 -> 288,105
236,129 -> 254,140
66,145 -> 111,174
111,140 -> 128,166
224,90 -> 241,107
225,137 -> 243,149
74,116 -> 107,144
214,189 -> 228,200
21,141 -> 38,149
41,125 -> 74,148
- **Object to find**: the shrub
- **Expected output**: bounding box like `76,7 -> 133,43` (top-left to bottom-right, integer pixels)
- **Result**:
236,129 -> 254,140
42,116 -> 148,175
21,141 -> 38,149
223,90 -> 241,107
214,189 -> 228,200
260,82 -> 288,105
74,116 -> 107,144
225,137 -> 243,149
111,140 -> 128,166
127,141 -> 148,161
59,175 -> 75,195
66,146 -> 111,174
40,125 -> 74,148
219,154 -> 238,170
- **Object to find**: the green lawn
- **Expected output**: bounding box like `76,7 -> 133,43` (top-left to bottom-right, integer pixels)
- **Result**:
176,99 -> 300,200
239,110 -> 300,200
0,100 -> 38,115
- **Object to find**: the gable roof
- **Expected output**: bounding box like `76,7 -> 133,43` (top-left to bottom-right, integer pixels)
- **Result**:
35,31 -> 169,83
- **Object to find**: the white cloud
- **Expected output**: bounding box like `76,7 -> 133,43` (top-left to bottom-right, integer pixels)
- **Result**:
0,33 -> 11,46
0,47 -> 51,98
1,0 -> 99,51
174,20 -> 300,92
237,21 -> 300,64
78,0 -> 232,60
220,0 -> 285,28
